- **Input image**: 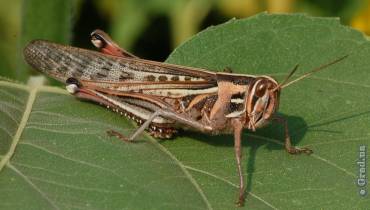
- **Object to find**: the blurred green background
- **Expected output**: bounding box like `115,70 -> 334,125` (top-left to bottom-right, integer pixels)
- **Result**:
1,0 -> 370,83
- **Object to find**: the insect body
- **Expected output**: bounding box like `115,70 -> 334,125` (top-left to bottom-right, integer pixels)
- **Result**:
23,30 -> 347,206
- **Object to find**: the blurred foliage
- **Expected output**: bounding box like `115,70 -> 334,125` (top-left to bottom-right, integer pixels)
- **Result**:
0,0 -> 370,81
351,0 -> 370,34
0,0 -> 21,79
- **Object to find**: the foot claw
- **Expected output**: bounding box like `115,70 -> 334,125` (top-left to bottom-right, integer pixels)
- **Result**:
107,130 -> 132,143
235,200 -> 244,207
287,147 -> 313,155
235,195 -> 245,207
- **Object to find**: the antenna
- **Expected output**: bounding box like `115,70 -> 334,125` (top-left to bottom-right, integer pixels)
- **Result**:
280,55 -> 349,89
271,64 -> 299,91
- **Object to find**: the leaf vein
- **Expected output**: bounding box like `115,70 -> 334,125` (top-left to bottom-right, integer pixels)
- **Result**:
145,133 -> 214,210
0,125 -> 14,139
184,165 -> 278,210
7,163 -> 60,210
19,142 -> 124,178
0,88 -> 25,104
310,154 -> 356,177
25,125 -> 100,135
27,176 -> 128,194
0,101 -> 23,123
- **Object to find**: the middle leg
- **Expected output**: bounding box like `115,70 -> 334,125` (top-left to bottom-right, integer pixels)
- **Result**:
231,118 -> 245,207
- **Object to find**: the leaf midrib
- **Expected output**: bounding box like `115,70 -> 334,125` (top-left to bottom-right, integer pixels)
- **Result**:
0,81 -> 69,173
0,82 -> 61,208
0,83 -> 37,172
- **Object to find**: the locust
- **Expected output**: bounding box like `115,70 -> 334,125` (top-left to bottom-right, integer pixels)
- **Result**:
23,29 -> 347,206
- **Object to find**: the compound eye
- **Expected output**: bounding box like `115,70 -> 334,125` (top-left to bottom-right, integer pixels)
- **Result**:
255,81 -> 268,97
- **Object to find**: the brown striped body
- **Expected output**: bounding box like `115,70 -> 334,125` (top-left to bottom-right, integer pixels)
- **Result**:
24,40 -> 280,138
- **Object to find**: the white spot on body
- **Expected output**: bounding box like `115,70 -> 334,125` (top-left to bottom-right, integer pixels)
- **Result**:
66,84 -> 78,94
230,98 -> 244,104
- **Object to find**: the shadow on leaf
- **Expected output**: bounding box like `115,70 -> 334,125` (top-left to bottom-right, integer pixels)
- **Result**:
176,113 -> 308,196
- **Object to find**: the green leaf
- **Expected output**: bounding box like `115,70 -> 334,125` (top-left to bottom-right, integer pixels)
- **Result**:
1,13 -> 369,209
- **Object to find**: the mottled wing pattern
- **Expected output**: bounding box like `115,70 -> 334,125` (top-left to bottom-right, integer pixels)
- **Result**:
24,40 -> 220,138
24,40 -> 218,97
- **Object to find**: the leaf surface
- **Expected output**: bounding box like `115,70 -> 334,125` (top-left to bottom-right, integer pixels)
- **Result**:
1,13 -> 369,209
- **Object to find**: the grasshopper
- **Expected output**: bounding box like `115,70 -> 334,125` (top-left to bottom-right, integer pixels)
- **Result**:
23,29 -> 347,206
